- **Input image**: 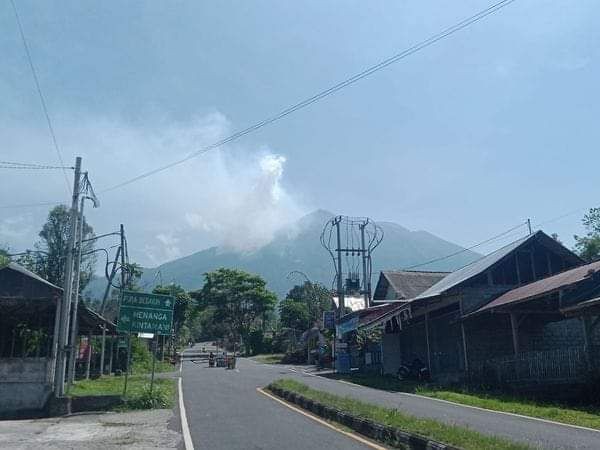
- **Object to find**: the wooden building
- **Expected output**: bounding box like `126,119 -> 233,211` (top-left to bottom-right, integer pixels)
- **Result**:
339,231 -> 600,387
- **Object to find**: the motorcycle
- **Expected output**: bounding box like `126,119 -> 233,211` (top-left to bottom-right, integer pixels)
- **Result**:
397,357 -> 430,382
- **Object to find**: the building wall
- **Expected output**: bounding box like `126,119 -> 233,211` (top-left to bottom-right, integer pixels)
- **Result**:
464,313 -> 514,367
0,358 -> 53,415
398,319 -> 428,367
381,332 -> 401,375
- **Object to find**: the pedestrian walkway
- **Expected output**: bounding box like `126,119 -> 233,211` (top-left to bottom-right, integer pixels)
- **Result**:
0,409 -> 181,449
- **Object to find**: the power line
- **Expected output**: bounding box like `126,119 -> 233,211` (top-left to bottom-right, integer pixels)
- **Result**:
100,0 -> 517,193
10,0 -> 71,195
0,201 -> 63,209
0,160 -> 74,170
403,221 -> 528,270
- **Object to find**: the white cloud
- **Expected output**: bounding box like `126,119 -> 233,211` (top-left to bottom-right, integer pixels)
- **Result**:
0,112 -> 307,266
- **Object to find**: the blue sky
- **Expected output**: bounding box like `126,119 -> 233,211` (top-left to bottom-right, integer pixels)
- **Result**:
1,0 -> 598,266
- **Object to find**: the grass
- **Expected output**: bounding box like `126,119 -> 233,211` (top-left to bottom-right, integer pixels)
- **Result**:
328,373 -> 600,430
252,353 -> 285,364
70,375 -> 176,410
270,378 -> 531,450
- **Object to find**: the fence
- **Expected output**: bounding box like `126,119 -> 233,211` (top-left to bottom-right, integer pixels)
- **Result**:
470,346 -> 591,386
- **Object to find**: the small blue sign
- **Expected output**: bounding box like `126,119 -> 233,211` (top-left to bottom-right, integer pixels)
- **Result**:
323,311 -> 336,330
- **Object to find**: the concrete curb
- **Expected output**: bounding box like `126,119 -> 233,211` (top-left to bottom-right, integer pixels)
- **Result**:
268,385 -> 460,450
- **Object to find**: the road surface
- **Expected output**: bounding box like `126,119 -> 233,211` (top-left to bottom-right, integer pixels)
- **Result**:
181,349 -> 600,449
181,350 -> 371,449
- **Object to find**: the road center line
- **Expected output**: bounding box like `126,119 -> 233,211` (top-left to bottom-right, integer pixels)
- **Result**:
256,387 -> 385,450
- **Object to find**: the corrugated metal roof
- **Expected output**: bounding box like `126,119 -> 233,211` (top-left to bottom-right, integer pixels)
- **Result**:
475,260 -> 600,314
414,234 -> 534,300
3,262 -> 62,291
380,270 -> 448,300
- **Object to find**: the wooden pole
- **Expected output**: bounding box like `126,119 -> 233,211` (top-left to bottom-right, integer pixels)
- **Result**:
85,334 -> 92,379
108,335 -> 114,374
510,313 -> 519,356
425,312 -> 432,373
99,326 -> 106,375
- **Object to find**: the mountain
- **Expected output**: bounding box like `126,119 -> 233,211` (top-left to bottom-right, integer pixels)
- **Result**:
85,210 -> 481,299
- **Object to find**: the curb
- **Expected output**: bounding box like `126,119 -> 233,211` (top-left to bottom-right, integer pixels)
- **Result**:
267,385 -> 460,450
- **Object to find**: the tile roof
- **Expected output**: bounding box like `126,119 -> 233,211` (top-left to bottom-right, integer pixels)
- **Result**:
474,260 -> 600,314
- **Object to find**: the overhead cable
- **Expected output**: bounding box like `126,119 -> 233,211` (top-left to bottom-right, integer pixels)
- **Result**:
100,0 -> 517,194
9,0 -> 72,194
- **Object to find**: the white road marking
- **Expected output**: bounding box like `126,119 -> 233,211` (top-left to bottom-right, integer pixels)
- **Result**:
256,388 -> 384,450
325,377 -> 600,435
179,377 -> 194,450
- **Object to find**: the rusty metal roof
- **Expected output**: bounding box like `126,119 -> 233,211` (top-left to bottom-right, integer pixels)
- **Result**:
474,260 -> 600,314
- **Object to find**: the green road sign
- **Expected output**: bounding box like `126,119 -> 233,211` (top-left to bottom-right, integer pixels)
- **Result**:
117,290 -> 175,335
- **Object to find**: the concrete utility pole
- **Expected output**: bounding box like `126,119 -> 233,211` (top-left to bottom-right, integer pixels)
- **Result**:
54,156 -> 82,397
360,222 -> 369,308
67,196 -> 86,389
334,216 -> 344,318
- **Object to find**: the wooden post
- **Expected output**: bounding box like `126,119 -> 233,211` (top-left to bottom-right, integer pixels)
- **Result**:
99,326 -> 106,375
582,317 -> 592,370
108,335 -> 114,375
515,254 -> 522,285
510,313 -> 519,356
546,253 -> 552,276
425,312 -> 432,373
529,251 -> 537,281
85,334 -> 92,379
459,300 -> 469,372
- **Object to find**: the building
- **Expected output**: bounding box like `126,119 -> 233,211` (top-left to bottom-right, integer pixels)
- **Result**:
372,270 -> 448,303
0,262 -> 115,417
338,231 -> 600,388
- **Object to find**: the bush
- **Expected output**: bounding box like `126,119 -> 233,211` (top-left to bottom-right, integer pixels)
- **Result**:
127,384 -> 172,409
281,348 -> 306,364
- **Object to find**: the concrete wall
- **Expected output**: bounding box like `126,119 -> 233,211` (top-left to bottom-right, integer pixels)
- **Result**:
0,358 -> 53,414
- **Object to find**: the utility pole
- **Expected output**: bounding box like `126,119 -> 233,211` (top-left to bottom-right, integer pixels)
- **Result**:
66,196 -> 86,389
334,216 -> 344,318
54,156 -> 82,397
360,221 -> 369,308
527,218 -> 532,235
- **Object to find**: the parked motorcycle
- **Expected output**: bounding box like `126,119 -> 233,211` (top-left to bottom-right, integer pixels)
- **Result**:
397,357 -> 430,381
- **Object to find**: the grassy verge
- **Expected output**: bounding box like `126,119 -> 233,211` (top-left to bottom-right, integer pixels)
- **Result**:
329,373 -> 600,430
252,353 -> 285,364
70,375 -> 176,410
270,379 -> 530,450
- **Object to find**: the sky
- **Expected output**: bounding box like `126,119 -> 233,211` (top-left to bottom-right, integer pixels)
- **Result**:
1,0 -> 599,268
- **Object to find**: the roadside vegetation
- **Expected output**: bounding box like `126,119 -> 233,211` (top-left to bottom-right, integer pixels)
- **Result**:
71,375 -> 175,410
329,373 -> 600,430
69,337 -> 176,410
252,353 -> 285,364
270,379 -> 531,450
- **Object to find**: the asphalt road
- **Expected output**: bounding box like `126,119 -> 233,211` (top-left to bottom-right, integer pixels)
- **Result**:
181,351 -> 600,450
181,351 -> 371,450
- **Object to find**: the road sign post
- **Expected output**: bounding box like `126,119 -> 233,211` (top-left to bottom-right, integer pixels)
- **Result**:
118,291 -> 175,397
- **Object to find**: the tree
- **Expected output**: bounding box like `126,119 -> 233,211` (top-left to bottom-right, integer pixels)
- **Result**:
17,205 -> 96,290
0,246 -> 9,268
574,207 -> 600,262
284,281 -> 333,328
193,268 -> 277,350
152,284 -> 193,337
279,298 -> 309,331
